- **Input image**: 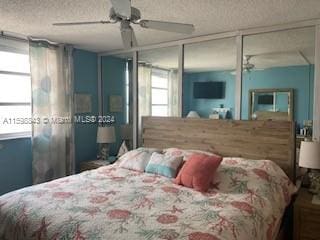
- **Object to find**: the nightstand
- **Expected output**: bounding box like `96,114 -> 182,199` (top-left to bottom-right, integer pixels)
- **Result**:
80,160 -> 111,172
294,188 -> 320,240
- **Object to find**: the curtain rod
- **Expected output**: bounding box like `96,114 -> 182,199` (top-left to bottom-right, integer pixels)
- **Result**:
0,31 -> 28,43
29,37 -> 59,46
1,30 -> 60,46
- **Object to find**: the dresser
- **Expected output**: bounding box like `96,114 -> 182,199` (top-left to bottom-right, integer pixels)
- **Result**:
294,188 -> 320,240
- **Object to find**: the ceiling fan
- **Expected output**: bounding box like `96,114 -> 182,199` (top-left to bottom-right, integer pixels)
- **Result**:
230,55 -> 265,75
243,55 -> 255,73
53,0 -> 195,49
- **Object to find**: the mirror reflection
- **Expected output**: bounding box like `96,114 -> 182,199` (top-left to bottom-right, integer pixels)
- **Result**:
101,52 -> 133,155
138,46 -> 179,118
183,38 -> 236,119
249,88 -> 293,121
137,46 -> 179,143
241,27 -> 315,130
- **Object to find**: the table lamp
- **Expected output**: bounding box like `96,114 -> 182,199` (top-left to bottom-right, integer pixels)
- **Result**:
299,141 -> 320,192
97,126 -> 116,160
187,111 -> 200,118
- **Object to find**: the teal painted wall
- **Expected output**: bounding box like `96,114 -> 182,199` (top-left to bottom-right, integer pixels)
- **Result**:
183,65 -> 314,126
0,48 -> 98,195
183,70 -> 236,118
101,56 -> 127,155
0,138 -> 32,195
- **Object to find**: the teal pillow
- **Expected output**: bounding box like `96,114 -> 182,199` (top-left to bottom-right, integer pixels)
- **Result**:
145,152 -> 183,178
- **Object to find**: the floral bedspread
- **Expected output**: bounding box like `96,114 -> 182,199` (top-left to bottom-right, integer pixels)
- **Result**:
0,158 -> 296,240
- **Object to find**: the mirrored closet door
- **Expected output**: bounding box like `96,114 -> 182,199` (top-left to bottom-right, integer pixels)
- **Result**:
101,52 -> 133,154
241,27 -> 315,136
183,37 -> 237,120
137,46 -> 179,142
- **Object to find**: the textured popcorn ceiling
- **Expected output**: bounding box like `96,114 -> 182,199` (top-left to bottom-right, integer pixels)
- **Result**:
1,0 -> 320,52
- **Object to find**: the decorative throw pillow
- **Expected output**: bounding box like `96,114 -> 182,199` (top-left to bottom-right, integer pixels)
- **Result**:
118,148 -> 161,171
145,152 -> 183,178
117,141 -> 129,157
174,153 -> 222,192
163,148 -> 218,160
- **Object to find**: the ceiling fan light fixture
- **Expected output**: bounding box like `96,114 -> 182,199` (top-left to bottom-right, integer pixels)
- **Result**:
53,0 -> 195,49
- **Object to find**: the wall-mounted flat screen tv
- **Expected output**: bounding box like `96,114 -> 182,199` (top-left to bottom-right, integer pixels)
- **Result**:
193,81 -> 225,99
257,95 -> 274,105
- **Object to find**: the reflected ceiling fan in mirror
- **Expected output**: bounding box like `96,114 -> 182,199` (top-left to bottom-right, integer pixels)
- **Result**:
53,0 -> 195,49
243,55 -> 255,73
231,55 -> 264,75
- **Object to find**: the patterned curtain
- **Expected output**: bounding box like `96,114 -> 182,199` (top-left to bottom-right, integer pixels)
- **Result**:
168,69 -> 179,116
138,64 -> 152,145
29,41 -> 74,184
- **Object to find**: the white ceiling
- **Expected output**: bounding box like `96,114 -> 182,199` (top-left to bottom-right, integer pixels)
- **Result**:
1,0 -> 320,52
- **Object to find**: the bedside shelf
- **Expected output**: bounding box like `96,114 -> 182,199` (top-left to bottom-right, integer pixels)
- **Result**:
80,160 -> 111,172
212,107 -> 231,113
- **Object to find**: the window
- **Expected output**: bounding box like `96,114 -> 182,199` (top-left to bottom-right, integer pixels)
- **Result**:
0,48 -> 31,139
151,69 -> 169,116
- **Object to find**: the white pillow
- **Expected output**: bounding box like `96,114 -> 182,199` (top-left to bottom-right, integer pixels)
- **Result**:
118,148 -> 161,171
163,148 -> 216,160
138,147 -> 162,154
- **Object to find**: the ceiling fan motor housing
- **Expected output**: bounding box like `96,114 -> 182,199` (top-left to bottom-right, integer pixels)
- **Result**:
109,7 -> 141,22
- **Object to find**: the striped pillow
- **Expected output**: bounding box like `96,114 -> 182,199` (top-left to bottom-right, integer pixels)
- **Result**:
145,152 -> 183,178
118,148 -> 161,171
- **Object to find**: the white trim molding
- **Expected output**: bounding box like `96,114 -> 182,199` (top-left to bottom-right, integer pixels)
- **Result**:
132,51 -> 138,149
235,35 -> 243,120
97,55 -> 102,117
313,25 -> 320,142
178,44 -> 184,117
0,132 -> 31,141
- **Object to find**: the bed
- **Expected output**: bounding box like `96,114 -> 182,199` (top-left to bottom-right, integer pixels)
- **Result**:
0,117 -> 297,240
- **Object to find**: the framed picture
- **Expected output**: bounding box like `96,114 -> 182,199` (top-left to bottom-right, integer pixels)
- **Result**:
109,95 -> 123,112
74,93 -> 92,113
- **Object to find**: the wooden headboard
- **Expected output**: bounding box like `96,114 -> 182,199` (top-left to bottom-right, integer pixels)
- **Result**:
142,117 -> 296,181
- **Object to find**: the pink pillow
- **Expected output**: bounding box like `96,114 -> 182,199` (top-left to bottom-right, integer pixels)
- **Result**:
174,154 -> 222,192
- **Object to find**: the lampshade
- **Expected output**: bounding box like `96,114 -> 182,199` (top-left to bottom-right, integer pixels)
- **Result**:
187,111 -> 200,118
97,126 -> 116,143
299,141 -> 320,169
121,124 -> 132,140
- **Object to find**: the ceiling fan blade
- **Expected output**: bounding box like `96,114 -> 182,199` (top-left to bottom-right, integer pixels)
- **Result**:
120,22 -> 137,49
139,20 -> 195,34
131,29 -> 137,47
53,21 -> 111,26
110,0 -> 131,19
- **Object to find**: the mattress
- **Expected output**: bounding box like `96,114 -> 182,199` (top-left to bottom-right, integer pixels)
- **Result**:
0,158 -> 296,240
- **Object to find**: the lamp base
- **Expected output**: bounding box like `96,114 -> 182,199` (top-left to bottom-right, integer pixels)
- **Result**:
97,143 -> 110,161
308,171 -> 320,195
301,171 -> 311,188
301,170 -> 320,194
